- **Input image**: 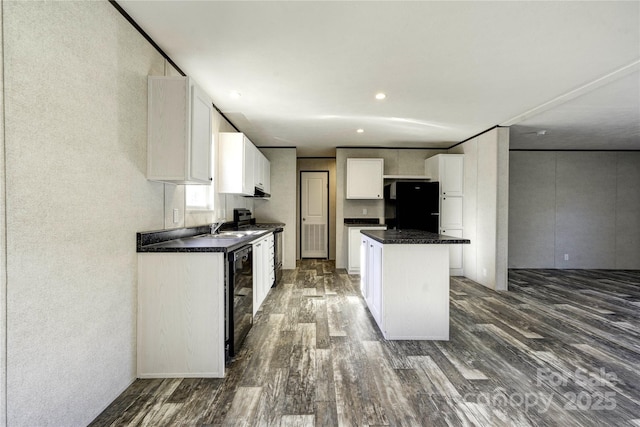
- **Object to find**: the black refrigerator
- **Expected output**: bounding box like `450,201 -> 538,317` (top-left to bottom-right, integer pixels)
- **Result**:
384,181 -> 439,232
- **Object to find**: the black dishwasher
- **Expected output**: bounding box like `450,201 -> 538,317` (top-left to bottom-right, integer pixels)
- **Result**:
226,245 -> 253,362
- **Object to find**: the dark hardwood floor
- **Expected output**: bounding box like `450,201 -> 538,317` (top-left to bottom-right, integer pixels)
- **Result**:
91,261 -> 640,426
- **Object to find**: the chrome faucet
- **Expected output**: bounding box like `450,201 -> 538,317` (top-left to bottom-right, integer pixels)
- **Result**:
210,222 -> 223,234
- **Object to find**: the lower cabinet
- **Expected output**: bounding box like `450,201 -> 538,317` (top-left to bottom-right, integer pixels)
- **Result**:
348,225 -> 386,274
253,233 -> 275,315
441,228 -> 463,276
137,252 -> 226,378
360,235 -> 450,340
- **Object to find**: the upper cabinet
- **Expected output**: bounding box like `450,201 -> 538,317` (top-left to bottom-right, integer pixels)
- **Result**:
254,149 -> 271,195
219,132 -> 254,196
425,154 -> 464,196
147,76 -> 213,184
219,132 -> 270,196
346,158 -> 384,199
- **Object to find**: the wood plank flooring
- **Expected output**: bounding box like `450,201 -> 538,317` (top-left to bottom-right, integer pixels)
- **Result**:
91,262 -> 640,426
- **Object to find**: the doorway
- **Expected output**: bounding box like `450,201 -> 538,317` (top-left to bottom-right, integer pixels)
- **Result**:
300,171 -> 329,258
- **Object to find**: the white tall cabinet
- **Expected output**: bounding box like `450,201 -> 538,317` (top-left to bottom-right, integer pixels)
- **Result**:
147,76 -> 213,184
425,154 -> 464,276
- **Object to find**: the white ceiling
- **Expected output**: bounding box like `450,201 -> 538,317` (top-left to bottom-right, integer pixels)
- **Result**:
118,1 -> 640,156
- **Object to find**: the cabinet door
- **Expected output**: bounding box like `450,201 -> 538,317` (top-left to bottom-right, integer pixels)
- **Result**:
189,84 -> 213,183
254,150 -> 264,190
265,234 -> 275,290
370,240 -> 383,326
360,238 -> 368,297
243,138 -> 255,195
440,228 -> 463,270
441,196 -> 463,229
348,228 -> 362,274
346,158 -> 383,199
147,76 -> 212,184
262,156 -> 271,195
253,241 -> 264,315
366,239 -> 374,307
441,156 -> 464,196
219,133 -> 254,196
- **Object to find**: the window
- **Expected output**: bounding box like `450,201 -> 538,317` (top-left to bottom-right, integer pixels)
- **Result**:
186,135 -> 215,210
186,183 -> 214,210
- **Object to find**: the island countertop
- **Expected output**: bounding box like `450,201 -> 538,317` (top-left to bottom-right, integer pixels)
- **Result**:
361,229 -> 470,245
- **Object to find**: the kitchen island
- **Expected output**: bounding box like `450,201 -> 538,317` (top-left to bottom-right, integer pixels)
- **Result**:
360,229 -> 470,340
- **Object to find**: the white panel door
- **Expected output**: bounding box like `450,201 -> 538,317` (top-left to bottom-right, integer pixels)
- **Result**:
301,171 -> 328,258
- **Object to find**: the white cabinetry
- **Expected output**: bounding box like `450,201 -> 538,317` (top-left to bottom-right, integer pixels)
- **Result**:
254,149 -> 271,194
219,133 -> 270,196
137,253 -> 225,378
360,235 -> 450,340
253,233 -> 275,315
425,154 -> 464,276
425,154 -> 464,196
347,225 -> 386,274
219,133 -> 255,195
147,76 -> 213,184
346,158 -> 384,199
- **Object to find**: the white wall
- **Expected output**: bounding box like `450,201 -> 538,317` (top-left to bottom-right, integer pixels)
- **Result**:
0,4 -> 7,424
450,128 -> 510,291
3,1 -> 167,425
255,148 -> 297,269
509,151 -> 640,269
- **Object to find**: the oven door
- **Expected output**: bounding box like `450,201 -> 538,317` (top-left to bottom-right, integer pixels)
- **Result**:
227,245 -> 253,361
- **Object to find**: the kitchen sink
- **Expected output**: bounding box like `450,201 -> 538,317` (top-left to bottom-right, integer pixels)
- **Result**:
196,230 -> 265,240
219,230 -> 263,236
198,233 -> 244,239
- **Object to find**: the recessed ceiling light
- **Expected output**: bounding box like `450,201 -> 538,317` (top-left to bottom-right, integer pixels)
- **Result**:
375,93 -> 386,100
229,90 -> 242,99
356,129 -> 364,133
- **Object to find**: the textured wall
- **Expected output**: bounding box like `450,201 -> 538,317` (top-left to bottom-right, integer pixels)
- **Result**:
255,148 -> 297,269
0,3 -> 7,424
3,1 -> 166,425
450,128 -> 510,291
509,151 -> 640,269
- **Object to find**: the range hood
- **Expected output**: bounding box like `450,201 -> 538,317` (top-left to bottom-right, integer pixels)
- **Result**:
246,187 -> 270,198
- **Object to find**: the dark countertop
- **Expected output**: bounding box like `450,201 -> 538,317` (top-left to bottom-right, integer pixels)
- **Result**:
344,218 -> 381,225
344,223 -> 387,228
361,229 -> 470,245
137,223 -> 283,253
